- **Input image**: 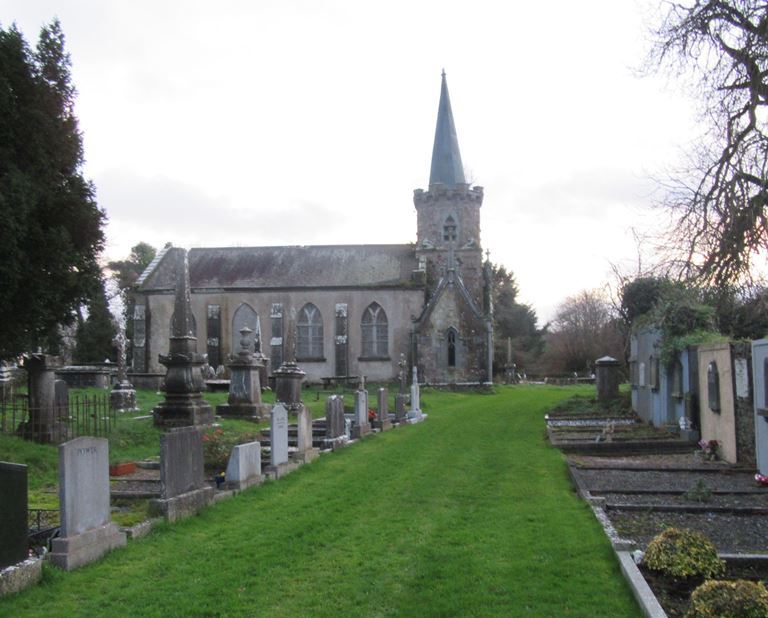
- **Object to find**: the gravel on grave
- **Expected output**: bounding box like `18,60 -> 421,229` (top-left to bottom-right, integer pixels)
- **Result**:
608,509 -> 768,553
596,492 -> 768,508
573,468 -> 762,492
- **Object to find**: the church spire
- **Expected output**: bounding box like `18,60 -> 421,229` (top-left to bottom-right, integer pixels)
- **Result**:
429,70 -> 466,188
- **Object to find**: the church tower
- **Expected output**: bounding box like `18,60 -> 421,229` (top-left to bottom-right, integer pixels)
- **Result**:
414,70 -> 484,303
412,72 -> 492,384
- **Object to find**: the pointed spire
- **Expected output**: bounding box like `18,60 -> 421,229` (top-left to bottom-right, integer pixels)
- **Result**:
429,70 -> 466,188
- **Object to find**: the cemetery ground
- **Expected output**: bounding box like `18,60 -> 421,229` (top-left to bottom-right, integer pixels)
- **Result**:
0,384 -> 644,617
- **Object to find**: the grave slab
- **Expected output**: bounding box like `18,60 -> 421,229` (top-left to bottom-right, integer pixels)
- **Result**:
225,441 -> 263,491
149,427 -> 213,522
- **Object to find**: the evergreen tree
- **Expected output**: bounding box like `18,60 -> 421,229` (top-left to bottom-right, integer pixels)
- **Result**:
73,278 -> 117,363
0,20 -> 105,357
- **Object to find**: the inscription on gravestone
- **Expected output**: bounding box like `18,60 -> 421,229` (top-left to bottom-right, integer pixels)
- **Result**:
59,437 -> 110,537
270,404 -> 289,466
0,462 -> 28,569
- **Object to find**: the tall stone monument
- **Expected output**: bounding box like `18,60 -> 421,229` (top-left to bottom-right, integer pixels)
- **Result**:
217,327 -> 270,420
153,249 -> 214,428
110,330 -> 138,412
19,353 -> 69,443
273,361 -> 305,410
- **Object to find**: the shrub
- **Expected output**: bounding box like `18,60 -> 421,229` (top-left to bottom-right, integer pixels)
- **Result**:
643,528 -> 725,580
686,579 -> 768,618
202,427 -> 260,471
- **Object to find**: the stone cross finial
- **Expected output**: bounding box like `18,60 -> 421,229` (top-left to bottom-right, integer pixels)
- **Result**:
113,330 -> 128,383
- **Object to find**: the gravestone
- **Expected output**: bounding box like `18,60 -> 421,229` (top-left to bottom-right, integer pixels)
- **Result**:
0,462 -> 28,569
323,395 -> 347,450
752,339 -> 768,475
149,427 -> 214,521
595,356 -> 620,401
266,404 -> 290,477
54,380 -> 69,417
352,389 -> 371,439
49,437 -> 126,570
395,393 -> 408,423
375,388 -> 392,431
225,441 -> 262,491
407,366 -> 425,422
217,327 -> 271,420
293,404 -> 319,464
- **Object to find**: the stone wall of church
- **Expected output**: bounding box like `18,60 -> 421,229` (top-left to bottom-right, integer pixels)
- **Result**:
135,287 -> 424,383
415,284 -> 488,384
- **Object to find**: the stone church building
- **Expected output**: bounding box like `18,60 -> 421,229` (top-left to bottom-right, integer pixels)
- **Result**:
131,72 -> 493,384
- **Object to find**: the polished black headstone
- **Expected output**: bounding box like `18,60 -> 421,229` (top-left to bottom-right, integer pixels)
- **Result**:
0,461 -> 28,568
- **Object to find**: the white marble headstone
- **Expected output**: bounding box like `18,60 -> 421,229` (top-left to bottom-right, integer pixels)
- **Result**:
59,437 -> 110,537
271,404 -> 289,466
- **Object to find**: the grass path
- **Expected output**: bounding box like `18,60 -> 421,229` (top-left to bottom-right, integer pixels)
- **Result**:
1,386 -> 641,617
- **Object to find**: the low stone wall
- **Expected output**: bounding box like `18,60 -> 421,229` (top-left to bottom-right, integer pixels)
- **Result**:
56,366 -> 115,389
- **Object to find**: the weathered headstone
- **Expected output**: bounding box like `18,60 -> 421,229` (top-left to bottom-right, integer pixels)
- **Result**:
352,389 -> 371,438
225,441 -> 262,491
595,356 -> 620,402
375,388 -> 392,431
398,354 -> 408,394
407,366 -> 424,422
266,404 -> 290,477
153,249 -> 214,428
149,427 -> 214,521
0,462 -> 28,569
323,395 -> 347,449
49,437 -> 126,570
395,393 -> 408,423
293,404 -> 319,463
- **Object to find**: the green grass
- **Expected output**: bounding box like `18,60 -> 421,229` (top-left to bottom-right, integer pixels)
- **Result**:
0,385 -> 641,617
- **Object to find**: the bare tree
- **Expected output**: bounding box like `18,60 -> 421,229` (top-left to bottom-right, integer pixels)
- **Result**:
541,290 -> 624,374
646,0 -> 768,285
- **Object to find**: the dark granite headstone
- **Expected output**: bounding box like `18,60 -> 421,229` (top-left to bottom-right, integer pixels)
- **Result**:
54,380 -> 69,416
0,462 -> 28,569
395,393 -> 408,422
160,427 -> 205,499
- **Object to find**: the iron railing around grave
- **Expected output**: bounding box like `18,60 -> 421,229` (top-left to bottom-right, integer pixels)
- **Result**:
0,393 -> 117,444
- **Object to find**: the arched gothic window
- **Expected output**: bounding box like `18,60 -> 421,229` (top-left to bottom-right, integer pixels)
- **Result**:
297,303 -> 323,359
447,328 -> 457,367
443,216 -> 457,242
361,302 -> 388,358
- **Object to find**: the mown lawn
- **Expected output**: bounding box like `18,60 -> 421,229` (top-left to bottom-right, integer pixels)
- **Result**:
0,385 -> 641,617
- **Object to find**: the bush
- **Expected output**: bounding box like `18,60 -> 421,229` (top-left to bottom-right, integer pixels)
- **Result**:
643,528 -> 725,580
202,427 -> 260,472
686,579 -> 768,618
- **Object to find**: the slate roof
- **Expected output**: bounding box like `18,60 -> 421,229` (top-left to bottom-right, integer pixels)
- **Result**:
429,71 -> 466,188
137,245 -> 420,291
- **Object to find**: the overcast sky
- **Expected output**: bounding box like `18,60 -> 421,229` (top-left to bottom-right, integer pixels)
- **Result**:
3,1 -> 699,323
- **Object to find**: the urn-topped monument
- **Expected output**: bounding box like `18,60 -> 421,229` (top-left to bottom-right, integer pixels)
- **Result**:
153,249 -> 214,428
216,327 -> 270,420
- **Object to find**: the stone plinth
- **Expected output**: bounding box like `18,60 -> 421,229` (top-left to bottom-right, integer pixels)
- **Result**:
49,437 -> 126,570
225,441 -> 262,491
0,462 -> 28,569
0,558 -> 43,597
273,362 -> 305,410
595,356 -> 621,402
217,327 -> 267,420
19,354 -> 69,443
110,381 -> 138,413
149,427 -> 213,521
374,388 -> 392,431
